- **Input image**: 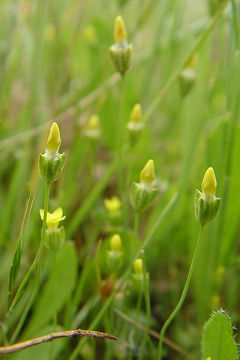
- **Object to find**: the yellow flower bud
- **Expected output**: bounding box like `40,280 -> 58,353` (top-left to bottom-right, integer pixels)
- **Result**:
114,16 -> 127,43
104,196 -> 121,212
130,104 -> 142,123
40,207 -> 66,228
47,122 -> 61,153
202,167 -> 217,196
206,358 -> 211,360
83,25 -> 97,44
216,266 -> 225,278
140,160 -> 155,185
211,294 -> 220,309
88,115 -> 100,130
110,234 -> 122,252
134,258 -> 143,275
187,53 -> 197,69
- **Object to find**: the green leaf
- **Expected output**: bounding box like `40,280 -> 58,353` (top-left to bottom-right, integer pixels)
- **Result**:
202,310 -> 238,360
24,241 -> 77,337
8,194 -> 35,300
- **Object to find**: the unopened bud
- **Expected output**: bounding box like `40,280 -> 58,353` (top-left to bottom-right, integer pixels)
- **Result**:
179,54 -> 197,97
131,104 -> 142,122
179,68 -> 196,97
47,122 -> 61,153
127,104 -> 144,146
131,160 -> 158,212
39,122 -> 65,183
85,114 -> 101,139
194,167 -> 220,225
202,167 -> 217,196
140,160 -> 155,185
132,258 -> 148,291
134,258 -> 143,274
107,234 -> 123,272
110,234 -> 122,252
109,16 -> 132,76
114,16 -> 127,43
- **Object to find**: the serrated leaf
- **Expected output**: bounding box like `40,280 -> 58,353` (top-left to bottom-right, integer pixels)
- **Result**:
202,310 -> 238,360
23,241 -> 77,337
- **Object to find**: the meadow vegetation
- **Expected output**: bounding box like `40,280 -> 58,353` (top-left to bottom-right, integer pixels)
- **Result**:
0,0 -> 239,359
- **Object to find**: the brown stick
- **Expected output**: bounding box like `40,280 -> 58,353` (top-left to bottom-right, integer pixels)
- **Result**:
0,329 -> 117,355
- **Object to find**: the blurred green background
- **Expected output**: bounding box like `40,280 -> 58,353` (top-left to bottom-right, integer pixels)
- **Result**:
0,0 -> 239,359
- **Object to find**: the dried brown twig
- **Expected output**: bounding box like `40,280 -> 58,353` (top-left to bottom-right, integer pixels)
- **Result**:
0,329 -> 117,355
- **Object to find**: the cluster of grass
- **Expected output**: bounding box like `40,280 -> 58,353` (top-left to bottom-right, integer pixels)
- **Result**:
0,0 -> 240,359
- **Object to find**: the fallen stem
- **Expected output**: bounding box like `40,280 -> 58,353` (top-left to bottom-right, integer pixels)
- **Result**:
0,329 -> 117,355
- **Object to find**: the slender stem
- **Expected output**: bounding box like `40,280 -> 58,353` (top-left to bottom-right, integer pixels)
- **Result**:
118,76 -> 126,200
134,212 -> 140,239
49,251 -> 57,359
157,225 -> 204,360
10,182 -> 51,344
139,272 -> 152,360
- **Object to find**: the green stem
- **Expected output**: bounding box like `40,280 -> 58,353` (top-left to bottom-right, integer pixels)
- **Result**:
68,192 -> 178,360
157,225 -> 204,360
139,273 -> 152,360
134,212 -> 140,239
49,251 -> 57,359
10,182 -> 50,344
118,76 -> 126,201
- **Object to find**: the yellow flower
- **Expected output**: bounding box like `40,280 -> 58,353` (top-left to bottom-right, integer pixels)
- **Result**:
114,16 -> 127,43
202,167 -> 217,196
88,115 -> 100,130
47,122 -> 61,152
40,207 -> 66,228
130,104 -> 142,123
140,160 -> 155,185
134,258 -> 143,275
104,196 -> 121,212
110,234 -> 122,252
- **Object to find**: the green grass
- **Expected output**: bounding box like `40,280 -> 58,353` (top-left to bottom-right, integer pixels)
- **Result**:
0,0 -> 240,359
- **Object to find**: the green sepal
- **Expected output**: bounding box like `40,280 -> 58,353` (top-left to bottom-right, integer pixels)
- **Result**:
194,189 -> 221,225
107,250 -> 123,272
179,68 -> 196,97
109,43 -> 133,76
131,182 -> 158,212
132,272 -> 148,292
39,152 -> 65,183
45,226 -> 65,251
